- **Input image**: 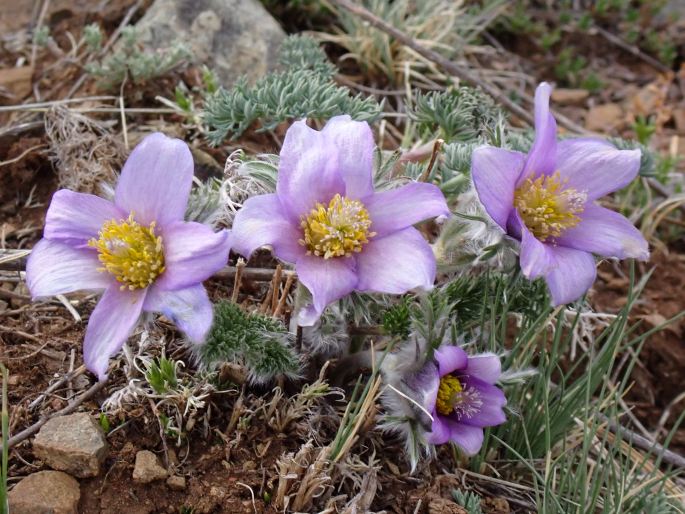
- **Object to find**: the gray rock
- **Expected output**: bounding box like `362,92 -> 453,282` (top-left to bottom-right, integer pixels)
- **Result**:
8,470 -> 80,514
133,450 -> 169,483
33,412 -> 108,478
131,0 -> 285,87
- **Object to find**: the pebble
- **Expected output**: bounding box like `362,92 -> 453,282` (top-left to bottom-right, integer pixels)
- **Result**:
8,470 -> 80,514
132,450 -> 169,483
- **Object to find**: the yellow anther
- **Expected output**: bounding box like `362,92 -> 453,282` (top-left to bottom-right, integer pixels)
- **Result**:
89,213 -> 165,290
514,171 -> 586,241
436,374 -> 463,416
300,194 -> 375,259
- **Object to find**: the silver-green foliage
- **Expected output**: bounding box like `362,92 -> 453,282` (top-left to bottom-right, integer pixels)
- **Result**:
85,26 -> 190,91
198,301 -> 299,384
408,86 -> 505,142
203,35 -> 381,144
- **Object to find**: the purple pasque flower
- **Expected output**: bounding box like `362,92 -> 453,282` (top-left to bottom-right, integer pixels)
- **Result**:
26,133 -> 231,380
472,83 -> 648,305
424,346 -> 506,455
231,115 -> 450,325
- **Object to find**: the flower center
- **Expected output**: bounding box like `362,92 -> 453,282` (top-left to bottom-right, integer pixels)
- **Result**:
435,374 -> 483,419
436,374 -> 463,416
89,213 -> 165,290
299,194 -> 375,259
514,171 -> 587,241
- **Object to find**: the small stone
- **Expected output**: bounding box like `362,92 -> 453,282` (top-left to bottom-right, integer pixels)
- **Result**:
551,88 -> 589,106
133,450 -> 168,483
167,475 -> 187,491
8,470 -> 80,514
8,374 -> 19,386
33,412 -> 108,478
585,103 -> 623,132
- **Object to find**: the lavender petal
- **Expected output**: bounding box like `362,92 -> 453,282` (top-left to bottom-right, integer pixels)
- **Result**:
83,285 -> 146,380
365,182 -> 450,238
44,190 -> 125,247
114,132 -> 194,226
26,239 -> 112,298
154,222 -> 231,291
295,254 -> 357,326
322,115 -> 375,200
230,194 -> 305,263
471,146 -> 526,230
355,228 -> 435,294
276,120 -> 345,221
144,283 -> 213,343
435,345 -> 468,377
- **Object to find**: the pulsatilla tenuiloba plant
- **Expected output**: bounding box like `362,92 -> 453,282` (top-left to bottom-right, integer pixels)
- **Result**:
25,36 -> 679,509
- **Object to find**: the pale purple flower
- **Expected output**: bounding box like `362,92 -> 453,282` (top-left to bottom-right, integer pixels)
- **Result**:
231,115 -> 450,325
422,346 -> 506,455
472,82 -> 649,305
26,133 -> 231,380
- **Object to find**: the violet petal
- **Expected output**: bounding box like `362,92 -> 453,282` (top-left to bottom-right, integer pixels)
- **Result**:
464,353 -> 501,384
555,203 -> 649,260
556,138 -> 641,200
427,412 -> 451,445
520,82 -> 557,181
545,245 -> 597,305
435,345 -> 468,377
355,228 -> 435,294
444,419 -> 485,455
114,132 -> 194,226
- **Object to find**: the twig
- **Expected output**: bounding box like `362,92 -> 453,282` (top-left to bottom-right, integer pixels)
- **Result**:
273,274 -> 295,319
0,144 -> 47,168
271,264 -> 283,313
418,139 -> 443,182
330,0 -> 589,135
593,26 -> 671,74
231,258 -> 245,303
597,412 -> 685,469
4,379 -> 108,449
28,364 -> 86,410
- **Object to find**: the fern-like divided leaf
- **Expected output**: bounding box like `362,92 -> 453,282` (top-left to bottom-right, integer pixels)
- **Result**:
203,35 -> 381,144
408,86 -> 503,142
197,301 -> 299,384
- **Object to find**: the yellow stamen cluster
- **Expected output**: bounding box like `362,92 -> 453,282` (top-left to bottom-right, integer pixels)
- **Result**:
514,171 -> 586,241
89,213 -> 165,290
436,374 -> 463,416
300,194 -> 375,259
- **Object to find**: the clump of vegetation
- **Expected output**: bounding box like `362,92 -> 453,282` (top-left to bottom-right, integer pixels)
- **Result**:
198,301 -> 300,384
203,34 -> 381,143
84,25 -> 190,90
